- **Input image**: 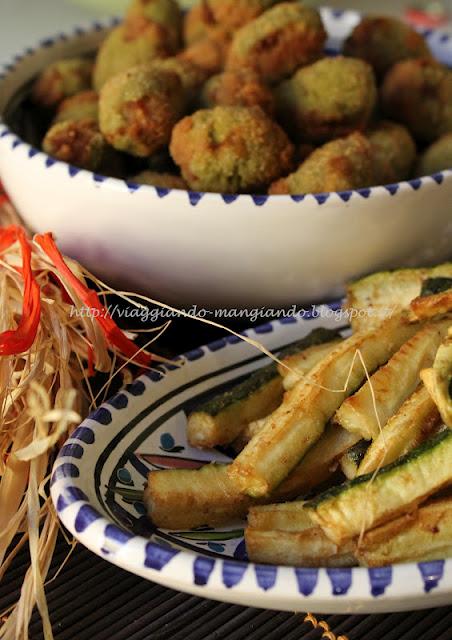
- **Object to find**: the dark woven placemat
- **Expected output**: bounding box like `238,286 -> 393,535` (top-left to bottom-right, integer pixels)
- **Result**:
1,535 -> 452,640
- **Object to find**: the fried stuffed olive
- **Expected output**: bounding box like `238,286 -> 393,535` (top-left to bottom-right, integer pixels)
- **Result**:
93,23 -> 172,90
416,133 -> 452,176
227,2 -> 326,83
53,90 -> 98,123
367,121 -> 416,184
170,105 -> 294,192
99,65 -> 185,157
381,58 -> 452,143
276,56 -> 377,143
32,58 -> 93,108
43,118 -> 108,171
202,68 -> 275,115
344,16 -> 431,79
269,132 -> 374,194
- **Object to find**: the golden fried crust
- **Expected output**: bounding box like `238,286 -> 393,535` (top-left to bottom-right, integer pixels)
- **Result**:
32,59 -> 93,108
124,13 -> 180,52
381,58 -> 452,143
268,177 -> 289,194
228,23 -> 325,84
132,170 -> 187,189
269,132 -> 375,195
202,69 -> 275,115
368,120 -> 417,184
122,98 -> 169,151
183,0 -> 278,45
276,56 -> 377,144
54,90 -> 98,124
179,28 -> 232,76
92,24 -> 173,91
183,1 -> 217,46
170,105 -> 294,193
207,0 -> 278,32
43,118 -> 106,171
99,66 -> 184,157
150,57 -> 209,93
227,3 -> 326,83
125,0 -> 182,50
343,16 -> 431,79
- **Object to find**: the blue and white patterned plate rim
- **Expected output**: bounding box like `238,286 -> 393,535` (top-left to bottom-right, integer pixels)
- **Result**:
0,8 -> 451,207
50,304 -> 452,612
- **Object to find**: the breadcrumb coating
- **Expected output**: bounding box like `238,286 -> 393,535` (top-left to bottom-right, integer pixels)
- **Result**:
32,58 -> 93,108
269,132 -> 374,194
170,105 -> 294,192
381,58 -> 452,143
125,0 -> 183,51
276,56 -> 377,143
368,121 -> 416,184
344,15 -> 431,79
43,118 -> 107,171
227,3 -> 326,83
54,90 -> 98,123
93,24 -> 173,91
202,68 -> 275,115
99,65 -> 185,157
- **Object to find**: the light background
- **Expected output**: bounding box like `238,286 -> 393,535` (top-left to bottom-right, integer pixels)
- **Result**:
0,0 -> 418,65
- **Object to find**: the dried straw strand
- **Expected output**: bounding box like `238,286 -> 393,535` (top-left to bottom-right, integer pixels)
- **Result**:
304,613 -> 349,640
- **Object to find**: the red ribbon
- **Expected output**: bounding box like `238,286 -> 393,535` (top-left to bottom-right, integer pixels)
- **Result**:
0,226 -> 41,356
35,232 -> 152,369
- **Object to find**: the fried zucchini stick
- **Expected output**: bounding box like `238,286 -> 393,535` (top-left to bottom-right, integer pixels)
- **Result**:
187,329 -> 340,448
421,327 -> 452,427
145,464 -> 252,529
279,338 -> 342,391
357,497 -> 452,567
246,502 -> 356,567
339,440 -> 370,480
335,319 -> 450,440
276,424 -> 359,498
410,291 -> 452,321
228,314 -> 418,498
187,373 -> 283,449
358,385 -> 441,476
245,527 -> 356,567
344,264 -> 452,331
306,429 -> 452,545
409,276 -> 452,321
248,501 -> 314,532
146,426 -> 357,529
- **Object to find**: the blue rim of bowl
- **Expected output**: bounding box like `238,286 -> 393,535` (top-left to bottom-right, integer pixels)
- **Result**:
50,308 -> 452,602
0,9 -> 451,207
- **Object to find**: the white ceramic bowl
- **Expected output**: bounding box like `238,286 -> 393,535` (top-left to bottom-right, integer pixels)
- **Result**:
0,10 -> 451,309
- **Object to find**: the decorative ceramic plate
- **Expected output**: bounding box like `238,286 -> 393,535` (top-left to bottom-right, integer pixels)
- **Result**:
51,307 -> 452,614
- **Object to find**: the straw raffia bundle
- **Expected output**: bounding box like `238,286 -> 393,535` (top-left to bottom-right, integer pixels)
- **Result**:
0,191 -> 157,639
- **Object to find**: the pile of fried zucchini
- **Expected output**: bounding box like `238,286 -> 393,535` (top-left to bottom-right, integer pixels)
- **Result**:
145,264 -> 452,568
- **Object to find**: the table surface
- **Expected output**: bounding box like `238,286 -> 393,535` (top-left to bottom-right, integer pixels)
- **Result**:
1,1 -> 452,638
1,542 -> 452,640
